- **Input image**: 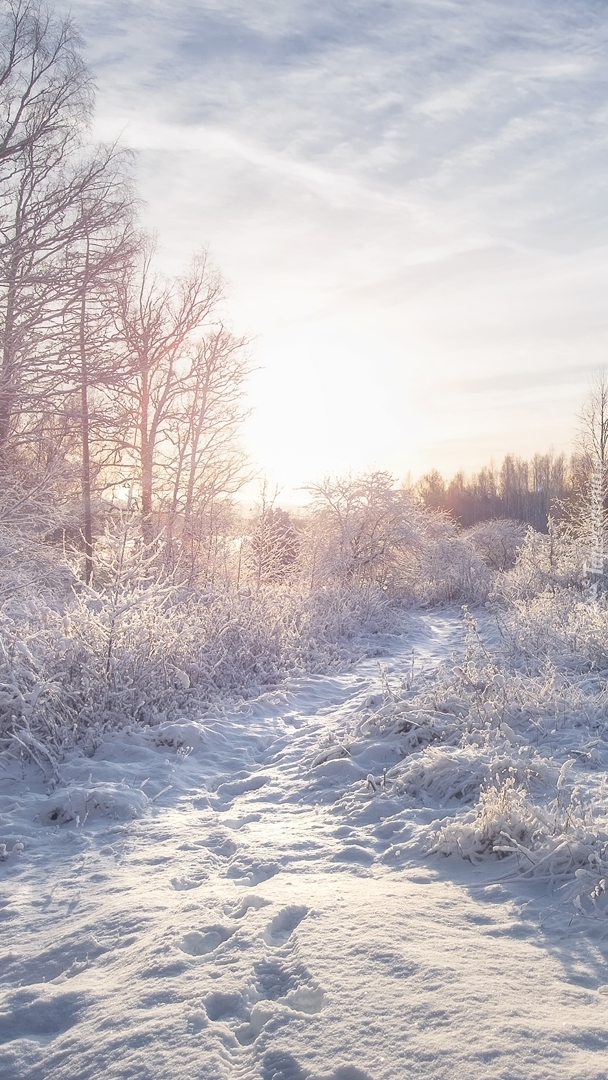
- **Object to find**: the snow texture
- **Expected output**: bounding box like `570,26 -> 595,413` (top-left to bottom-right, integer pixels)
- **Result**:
2,612 -> 608,1079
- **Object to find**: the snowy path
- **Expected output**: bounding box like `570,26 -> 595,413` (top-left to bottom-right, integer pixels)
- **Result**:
2,613 -> 608,1080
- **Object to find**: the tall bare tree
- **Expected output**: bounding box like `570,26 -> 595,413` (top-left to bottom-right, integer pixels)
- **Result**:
0,0 -> 96,446
576,371 -> 608,597
166,328 -> 250,532
114,243 -> 249,546
58,167 -> 136,582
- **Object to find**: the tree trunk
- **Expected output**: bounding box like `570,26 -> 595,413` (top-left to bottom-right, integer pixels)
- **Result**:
0,253 -> 20,448
79,242 -> 94,584
139,370 -> 154,543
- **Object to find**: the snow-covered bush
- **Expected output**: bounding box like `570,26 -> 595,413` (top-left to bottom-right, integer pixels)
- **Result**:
407,529 -> 491,605
481,515 -> 608,669
0,510 -> 398,756
304,471 -> 427,590
247,505 -> 300,586
303,471 -> 494,606
495,591 -> 608,669
464,519 -> 527,571
0,462 -> 78,601
492,522 -> 582,604
326,605 -> 608,913
429,772 -> 608,893
480,510 -> 608,670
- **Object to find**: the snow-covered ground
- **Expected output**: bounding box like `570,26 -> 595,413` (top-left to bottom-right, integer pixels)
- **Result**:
2,612 -> 608,1080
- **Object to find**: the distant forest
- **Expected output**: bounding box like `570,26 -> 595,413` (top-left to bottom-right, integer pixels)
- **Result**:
414,451 -> 582,532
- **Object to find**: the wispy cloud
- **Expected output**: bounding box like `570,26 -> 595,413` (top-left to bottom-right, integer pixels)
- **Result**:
65,0 -> 608,486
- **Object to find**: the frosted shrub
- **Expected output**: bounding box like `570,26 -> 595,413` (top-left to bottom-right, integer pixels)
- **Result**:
334,606 -> 608,911
302,583 -> 392,642
493,523 -> 582,605
497,592 -> 608,669
305,472 -> 426,590
0,499 -> 398,758
0,551 -> 397,757
303,471 -> 493,605
430,776 -> 608,912
464,519 -> 527,572
0,462 -> 77,602
408,532 -> 492,605
429,778 -> 552,863
486,515 -> 608,670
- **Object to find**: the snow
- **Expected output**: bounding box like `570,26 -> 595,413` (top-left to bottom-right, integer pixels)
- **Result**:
2,612 -> 608,1079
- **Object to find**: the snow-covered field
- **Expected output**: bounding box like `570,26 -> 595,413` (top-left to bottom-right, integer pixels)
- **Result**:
2,612 -> 608,1080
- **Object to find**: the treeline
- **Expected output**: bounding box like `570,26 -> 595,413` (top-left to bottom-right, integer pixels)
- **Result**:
414,451 -> 582,532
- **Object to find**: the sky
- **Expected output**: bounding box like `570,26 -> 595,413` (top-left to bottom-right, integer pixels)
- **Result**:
65,0 -> 608,496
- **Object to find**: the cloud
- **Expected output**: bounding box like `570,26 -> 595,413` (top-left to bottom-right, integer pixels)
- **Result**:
63,0 -> 608,487
74,0 -> 608,241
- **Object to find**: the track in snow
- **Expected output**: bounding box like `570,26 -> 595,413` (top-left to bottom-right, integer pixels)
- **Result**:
2,612 -> 608,1079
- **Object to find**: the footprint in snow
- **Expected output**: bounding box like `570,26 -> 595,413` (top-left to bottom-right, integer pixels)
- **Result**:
227,860 -> 281,886
260,1051 -> 308,1080
254,957 -> 300,1000
2,934 -> 108,987
263,905 -> 309,947
203,989 -> 248,1022
223,813 -> 261,830
179,924 -> 234,955
253,956 -> 324,1014
203,992 -> 275,1049
333,845 -> 375,866
0,988 -> 86,1044
261,1049 -> 368,1080
225,894 -> 270,919
171,876 -> 204,891
215,774 -> 270,802
197,832 -> 238,858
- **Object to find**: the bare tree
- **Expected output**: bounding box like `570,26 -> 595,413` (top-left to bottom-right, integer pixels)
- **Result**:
0,1 -> 94,444
0,2 -> 139,459
114,243 -> 249,546
0,0 -> 91,167
166,329 -> 250,525
577,370 -> 608,470
576,371 -> 608,598
416,469 -> 446,512
306,471 -> 424,589
58,167 -> 136,582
